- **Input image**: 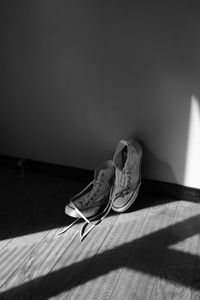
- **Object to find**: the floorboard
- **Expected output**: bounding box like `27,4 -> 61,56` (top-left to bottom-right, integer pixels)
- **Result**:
149,201 -> 200,300
109,199 -> 178,300
0,167 -> 200,300
191,230 -> 200,299
31,213 -> 120,300
0,225 -> 79,300
69,205 -> 149,300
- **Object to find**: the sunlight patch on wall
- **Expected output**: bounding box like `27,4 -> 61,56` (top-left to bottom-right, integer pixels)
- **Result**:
184,95 -> 200,188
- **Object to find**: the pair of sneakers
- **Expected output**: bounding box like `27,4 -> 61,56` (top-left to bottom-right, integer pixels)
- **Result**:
60,139 -> 143,240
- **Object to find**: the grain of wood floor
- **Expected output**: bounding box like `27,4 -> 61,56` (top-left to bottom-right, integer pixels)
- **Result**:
0,166 -> 200,299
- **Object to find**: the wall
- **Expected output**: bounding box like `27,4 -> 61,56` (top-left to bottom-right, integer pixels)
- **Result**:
1,0 -> 200,188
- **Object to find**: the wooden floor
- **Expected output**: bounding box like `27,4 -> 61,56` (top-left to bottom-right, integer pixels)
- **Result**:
0,166 -> 200,299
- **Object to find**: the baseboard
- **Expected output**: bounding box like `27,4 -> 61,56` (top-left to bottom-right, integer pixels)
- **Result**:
0,154 -> 199,203
0,154 -> 93,181
141,178 -> 200,203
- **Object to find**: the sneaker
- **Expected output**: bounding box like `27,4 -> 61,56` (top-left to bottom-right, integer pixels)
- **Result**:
60,160 -> 115,239
111,139 -> 142,212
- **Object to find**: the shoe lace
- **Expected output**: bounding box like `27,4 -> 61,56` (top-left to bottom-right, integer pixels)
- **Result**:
83,175 -> 108,205
115,167 -> 132,197
58,175 -> 113,240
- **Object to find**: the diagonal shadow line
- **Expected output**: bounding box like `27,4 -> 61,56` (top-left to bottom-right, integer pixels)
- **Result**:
0,214 -> 200,299
131,213 -> 200,248
0,246 -> 199,299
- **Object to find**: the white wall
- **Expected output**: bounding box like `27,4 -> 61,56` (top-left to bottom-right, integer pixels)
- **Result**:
1,0 -> 200,188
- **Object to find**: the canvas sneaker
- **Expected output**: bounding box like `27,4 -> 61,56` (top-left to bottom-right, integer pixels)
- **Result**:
59,160 -> 115,240
111,139 -> 143,212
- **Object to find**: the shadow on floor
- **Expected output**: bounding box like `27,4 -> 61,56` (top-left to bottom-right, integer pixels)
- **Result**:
0,166 -> 175,240
0,213 -> 199,299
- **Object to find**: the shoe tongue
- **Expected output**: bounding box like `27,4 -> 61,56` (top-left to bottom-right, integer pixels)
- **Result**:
115,167 -> 122,187
122,147 -> 128,166
94,160 -> 114,180
114,145 -> 128,170
98,169 -> 110,180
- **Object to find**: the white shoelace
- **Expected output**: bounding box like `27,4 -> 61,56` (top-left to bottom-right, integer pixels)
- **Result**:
58,178 -> 114,240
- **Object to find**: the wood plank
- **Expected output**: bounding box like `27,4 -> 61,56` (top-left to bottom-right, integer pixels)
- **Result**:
0,221 -> 79,300
0,228 -> 53,289
0,209 -> 42,252
109,199 -> 179,300
191,226 -> 200,299
1,163 -> 200,300
69,204 -> 151,300
29,213 -> 120,300
0,191 -> 36,252
0,208 -> 54,286
149,201 -> 200,300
